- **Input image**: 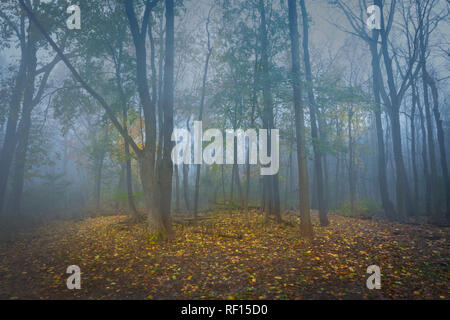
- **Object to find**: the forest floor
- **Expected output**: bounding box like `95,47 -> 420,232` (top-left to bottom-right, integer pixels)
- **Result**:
0,209 -> 448,300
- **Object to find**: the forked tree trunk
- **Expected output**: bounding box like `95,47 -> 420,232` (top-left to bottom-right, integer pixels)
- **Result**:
378,0 -> 414,220
156,0 -> 176,239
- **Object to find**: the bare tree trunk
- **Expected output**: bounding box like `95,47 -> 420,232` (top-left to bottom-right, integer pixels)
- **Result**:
116,164 -> 125,209
175,165 -> 180,212
10,107 -> 32,216
125,0 -> 173,236
95,153 -> 105,210
114,36 -> 138,217
259,0 -> 281,223
335,117 -> 341,209
369,29 -> 396,219
417,91 -> 432,214
0,52 -> 26,214
9,27 -> 37,216
348,107 -> 355,215
157,0 -> 175,238
422,72 -> 439,216
124,134 -> 137,215
246,53 -> 258,214
299,0 -> 328,226
411,81 -> 420,211
235,165 -> 244,209
221,164 -> 226,204
426,72 -> 450,220
194,11 -> 213,220
229,164 -> 235,215
183,163 -> 190,211
378,0 -> 414,220
288,0 -> 313,237
245,151 -> 251,213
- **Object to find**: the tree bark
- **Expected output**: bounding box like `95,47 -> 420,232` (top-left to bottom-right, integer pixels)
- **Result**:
9,23 -> 37,216
378,0 -> 414,220
258,0 -> 281,222
426,72 -> 450,220
417,89 -> 432,214
348,107 -> 355,214
287,0 -> 313,237
411,80 -> 419,212
194,12 -> 213,219
422,71 -> 439,216
299,0 -> 328,226
0,53 -> 26,214
368,29 -> 396,219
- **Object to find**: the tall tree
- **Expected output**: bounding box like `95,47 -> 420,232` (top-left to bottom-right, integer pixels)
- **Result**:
299,0 -> 328,226
258,0 -> 281,222
193,7 -> 213,219
158,0 -> 175,237
0,6 -> 27,214
287,0 -> 313,237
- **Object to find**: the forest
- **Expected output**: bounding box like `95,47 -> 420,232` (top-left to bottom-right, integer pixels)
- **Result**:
0,0 -> 448,300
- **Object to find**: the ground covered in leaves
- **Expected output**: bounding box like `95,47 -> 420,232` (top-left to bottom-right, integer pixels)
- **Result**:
0,210 -> 448,300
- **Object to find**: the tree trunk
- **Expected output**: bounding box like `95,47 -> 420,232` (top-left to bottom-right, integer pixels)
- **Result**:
229,164 -> 235,215
124,135 -> 137,215
299,0 -> 328,226
194,13 -> 213,219
95,153 -> 104,210
10,107 -> 32,216
379,0 -> 413,220
348,108 -> 355,215
221,164 -> 226,204
125,0 -> 169,235
411,81 -> 419,211
258,0 -> 281,222
175,164 -> 180,212
426,72 -> 450,220
156,0 -> 175,238
287,0 -> 313,237
183,163 -> 191,211
422,73 -> 439,217
417,92 -> 432,214
9,28 -> 37,216
368,30 -> 396,219
0,47 -> 27,214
